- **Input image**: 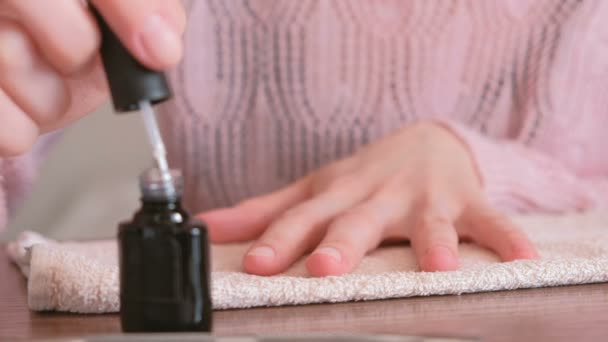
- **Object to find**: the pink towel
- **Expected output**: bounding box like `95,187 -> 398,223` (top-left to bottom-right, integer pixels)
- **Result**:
7,211 -> 608,313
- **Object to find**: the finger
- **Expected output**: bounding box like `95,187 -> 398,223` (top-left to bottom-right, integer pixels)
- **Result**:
306,195 -> 406,277
244,174 -> 376,276
410,207 -> 460,272
90,0 -> 186,70
200,156 -> 359,242
0,89 -> 39,156
197,177 -> 313,243
41,56 -> 109,133
0,20 -> 69,126
461,200 -> 539,261
6,0 -> 100,75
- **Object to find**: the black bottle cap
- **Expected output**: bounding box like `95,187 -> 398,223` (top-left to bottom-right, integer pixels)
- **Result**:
91,7 -> 172,113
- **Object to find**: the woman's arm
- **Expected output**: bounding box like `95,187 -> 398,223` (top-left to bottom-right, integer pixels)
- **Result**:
440,2 -> 608,215
441,122 -> 607,215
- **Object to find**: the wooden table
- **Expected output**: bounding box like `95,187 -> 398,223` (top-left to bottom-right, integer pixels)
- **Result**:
2,246 -> 607,342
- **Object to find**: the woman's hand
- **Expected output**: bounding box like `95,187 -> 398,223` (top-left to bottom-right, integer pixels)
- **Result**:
0,0 -> 185,157
199,122 -> 539,276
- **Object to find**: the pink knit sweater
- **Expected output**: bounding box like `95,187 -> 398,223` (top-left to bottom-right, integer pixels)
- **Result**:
1,0 -> 608,230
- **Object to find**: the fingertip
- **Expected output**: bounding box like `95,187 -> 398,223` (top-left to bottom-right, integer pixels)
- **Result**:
195,208 -> 229,224
419,246 -> 459,272
0,20 -> 71,126
505,242 -> 540,261
170,1 -> 188,36
135,14 -> 183,69
90,1 -> 183,71
201,201 -> 281,244
0,91 -> 39,157
56,20 -> 100,76
196,208 -> 241,243
195,212 -> 218,241
10,0 -> 101,75
243,246 -> 282,276
306,247 -> 349,277
499,230 -> 540,262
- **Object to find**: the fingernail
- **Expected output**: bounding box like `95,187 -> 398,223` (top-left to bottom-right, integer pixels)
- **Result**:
314,247 -> 342,263
247,246 -> 275,258
423,246 -> 458,271
427,246 -> 456,259
139,15 -> 182,66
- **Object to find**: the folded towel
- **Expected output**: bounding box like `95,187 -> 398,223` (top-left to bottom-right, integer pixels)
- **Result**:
6,211 -> 608,313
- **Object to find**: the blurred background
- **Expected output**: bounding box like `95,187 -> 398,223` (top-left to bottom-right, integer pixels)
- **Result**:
3,102 -> 153,241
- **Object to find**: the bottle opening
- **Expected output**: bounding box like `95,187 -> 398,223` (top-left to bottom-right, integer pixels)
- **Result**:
139,167 -> 183,201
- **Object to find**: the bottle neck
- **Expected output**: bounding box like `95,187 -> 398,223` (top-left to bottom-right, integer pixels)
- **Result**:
139,196 -> 183,211
138,168 -> 183,203
131,196 -> 189,228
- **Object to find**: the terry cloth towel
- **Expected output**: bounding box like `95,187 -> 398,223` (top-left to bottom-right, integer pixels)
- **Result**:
6,211 -> 608,313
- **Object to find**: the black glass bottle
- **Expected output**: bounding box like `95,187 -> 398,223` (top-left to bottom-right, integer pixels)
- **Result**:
118,168 -> 212,332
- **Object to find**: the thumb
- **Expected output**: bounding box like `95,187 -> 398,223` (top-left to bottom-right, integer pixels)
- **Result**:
197,178 -> 312,243
91,0 -> 186,70
459,199 -> 539,261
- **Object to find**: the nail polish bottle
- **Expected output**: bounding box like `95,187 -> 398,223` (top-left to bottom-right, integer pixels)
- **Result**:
118,168 -> 212,332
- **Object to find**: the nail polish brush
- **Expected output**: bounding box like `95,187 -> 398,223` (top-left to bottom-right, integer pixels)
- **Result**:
91,7 -> 175,198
